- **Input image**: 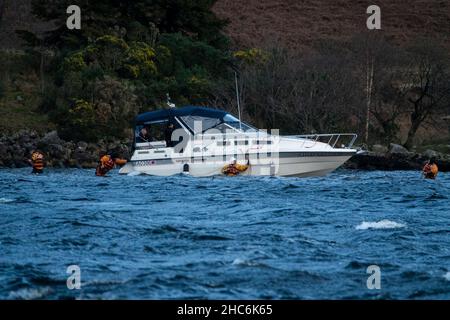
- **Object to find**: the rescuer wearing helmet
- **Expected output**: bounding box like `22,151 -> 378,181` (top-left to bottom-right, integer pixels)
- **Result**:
222,157 -> 249,176
422,158 -> 439,179
95,152 -> 127,177
29,150 -> 45,174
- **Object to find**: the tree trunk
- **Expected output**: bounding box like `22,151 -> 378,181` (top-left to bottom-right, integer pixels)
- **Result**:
365,53 -> 374,144
40,50 -> 45,94
403,111 -> 421,150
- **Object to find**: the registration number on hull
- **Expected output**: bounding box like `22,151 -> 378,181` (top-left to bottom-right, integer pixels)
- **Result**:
133,160 -> 156,167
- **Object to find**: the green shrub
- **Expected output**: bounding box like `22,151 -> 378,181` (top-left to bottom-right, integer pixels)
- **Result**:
62,51 -> 87,73
234,48 -> 269,65
57,99 -> 99,142
123,42 -> 157,79
55,76 -> 139,142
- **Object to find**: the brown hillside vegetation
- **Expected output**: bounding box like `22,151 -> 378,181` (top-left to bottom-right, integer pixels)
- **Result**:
212,0 -> 450,49
0,0 -> 53,49
1,1 -> 449,50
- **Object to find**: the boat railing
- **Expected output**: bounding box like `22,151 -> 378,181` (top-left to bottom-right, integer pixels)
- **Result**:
285,133 -> 358,149
191,132 -> 357,149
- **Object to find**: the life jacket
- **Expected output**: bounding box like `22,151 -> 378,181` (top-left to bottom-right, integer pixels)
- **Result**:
114,158 -> 127,166
96,155 -> 115,176
423,163 -> 438,179
31,152 -> 44,171
222,163 -> 248,176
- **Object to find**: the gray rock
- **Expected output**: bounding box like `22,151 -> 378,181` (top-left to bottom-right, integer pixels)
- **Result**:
422,149 -> 440,159
12,151 -> 27,167
73,149 -> 92,162
371,144 -> 388,153
12,146 -> 26,157
0,142 -> 8,156
389,143 -> 409,154
48,143 -> 65,157
29,130 -> 38,139
64,141 -> 75,150
15,130 -> 33,144
23,143 -> 35,154
52,160 -> 65,168
77,141 -> 88,151
40,130 -> 62,145
63,148 -> 72,160
0,143 -> 12,165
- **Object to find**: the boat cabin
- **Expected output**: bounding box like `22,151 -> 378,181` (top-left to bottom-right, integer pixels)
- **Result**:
133,106 -> 256,150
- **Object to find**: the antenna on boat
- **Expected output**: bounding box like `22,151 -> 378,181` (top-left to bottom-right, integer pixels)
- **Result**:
166,93 -> 176,108
234,71 -> 242,131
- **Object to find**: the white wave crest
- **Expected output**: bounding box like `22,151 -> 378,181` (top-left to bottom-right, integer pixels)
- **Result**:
356,219 -> 406,230
444,272 -> 450,281
232,258 -> 248,266
232,258 -> 260,267
0,197 -> 14,204
8,287 -> 52,300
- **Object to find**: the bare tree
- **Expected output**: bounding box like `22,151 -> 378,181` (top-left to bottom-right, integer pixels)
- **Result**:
366,42 -> 410,144
369,77 -> 409,144
211,42 -> 362,135
402,40 -> 450,149
348,34 -> 400,145
210,37 -> 450,148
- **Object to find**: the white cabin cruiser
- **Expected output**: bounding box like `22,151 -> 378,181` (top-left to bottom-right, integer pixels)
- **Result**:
119,106 -> 357,177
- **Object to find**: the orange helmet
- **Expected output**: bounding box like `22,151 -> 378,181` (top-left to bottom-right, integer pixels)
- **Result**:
31,151 -> 44,161
101,155 -> 112,165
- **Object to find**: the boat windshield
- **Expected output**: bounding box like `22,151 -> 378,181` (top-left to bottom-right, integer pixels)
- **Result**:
179,113 -> 257,134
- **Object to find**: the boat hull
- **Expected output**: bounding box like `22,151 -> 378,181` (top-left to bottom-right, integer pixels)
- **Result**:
119,152 -> 355,177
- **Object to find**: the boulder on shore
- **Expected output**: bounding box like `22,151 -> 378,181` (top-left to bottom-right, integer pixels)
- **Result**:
389,143 -> 409,155
39,130 -> 62,146
371,144 -> 388,153
422,149 -> 439,159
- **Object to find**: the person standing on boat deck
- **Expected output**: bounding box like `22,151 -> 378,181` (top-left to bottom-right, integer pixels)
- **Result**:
137,126 -> 151,143
423,158 -> 439,179
164,122 -> 175,147
29,150 -> 45,174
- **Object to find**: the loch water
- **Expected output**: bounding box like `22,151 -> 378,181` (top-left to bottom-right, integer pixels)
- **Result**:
0,168 -> 449,299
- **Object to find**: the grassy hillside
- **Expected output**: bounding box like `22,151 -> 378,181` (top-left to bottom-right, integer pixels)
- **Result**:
2,0 -> 449,50
212,0 -> 450,50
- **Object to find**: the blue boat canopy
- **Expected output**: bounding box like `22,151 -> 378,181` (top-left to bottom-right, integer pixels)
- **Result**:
135,106 -> 229,124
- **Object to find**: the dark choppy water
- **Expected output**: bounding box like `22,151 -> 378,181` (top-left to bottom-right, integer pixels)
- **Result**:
1,168 -> 449,299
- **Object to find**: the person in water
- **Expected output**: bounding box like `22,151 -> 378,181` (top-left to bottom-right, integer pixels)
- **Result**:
29,150 -> 45,174
423,158 -> 439,179
95,152 -> 127,177
222,157 -> 249,176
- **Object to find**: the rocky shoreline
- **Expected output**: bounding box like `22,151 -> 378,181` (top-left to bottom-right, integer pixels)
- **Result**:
0,130 -> 131,169
1,130 -> 449,171
344,144 -> 450,172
